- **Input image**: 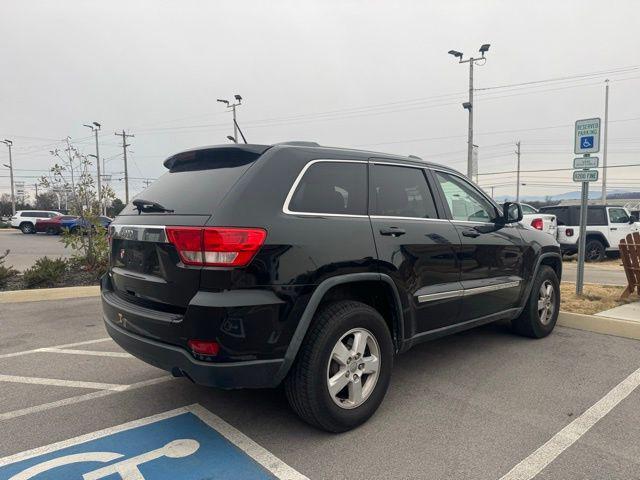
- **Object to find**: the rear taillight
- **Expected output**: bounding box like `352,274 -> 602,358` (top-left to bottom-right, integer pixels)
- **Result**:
530,218 -> 544,230
565,228 -> 574,237
165,227 -> 267,267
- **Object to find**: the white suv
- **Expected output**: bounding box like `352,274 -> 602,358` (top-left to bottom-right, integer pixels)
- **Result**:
10,210 -> 62,234
539,204 -> 638,261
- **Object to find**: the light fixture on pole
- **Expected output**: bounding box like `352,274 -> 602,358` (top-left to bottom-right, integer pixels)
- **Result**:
84,122 -> 103,214
1,139 -> 15,215
448,44 -> 491,181
217,95 -> 243,143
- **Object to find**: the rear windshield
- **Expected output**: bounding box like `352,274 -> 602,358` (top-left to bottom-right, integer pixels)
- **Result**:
119,155 -> 258,216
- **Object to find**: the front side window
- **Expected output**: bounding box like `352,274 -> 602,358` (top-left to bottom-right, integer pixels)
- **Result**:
435,171 -> 498,222
370,164 -> 438,218
288,161 -> 367,215
609,208 -> 630,224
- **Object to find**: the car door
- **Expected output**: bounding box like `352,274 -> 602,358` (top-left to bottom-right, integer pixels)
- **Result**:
607,207 -> 636,246
368,161 -> 462,338
432,170 -> 526,321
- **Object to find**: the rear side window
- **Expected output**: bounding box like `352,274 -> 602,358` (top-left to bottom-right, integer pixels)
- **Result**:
587,207 -> 607,226
521,204 -> 537,214
541,207 -> 568,225
288,161 -> 367,215
370,164 -> 438,218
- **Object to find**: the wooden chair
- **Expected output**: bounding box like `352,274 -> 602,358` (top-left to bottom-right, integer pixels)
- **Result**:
620,231 -> 640,299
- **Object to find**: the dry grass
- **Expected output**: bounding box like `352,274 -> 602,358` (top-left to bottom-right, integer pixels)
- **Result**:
562,256 -> 623,270
560,283 -> 635,315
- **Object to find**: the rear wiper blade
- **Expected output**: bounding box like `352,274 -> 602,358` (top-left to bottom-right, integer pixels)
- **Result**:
132,198 -> 175,214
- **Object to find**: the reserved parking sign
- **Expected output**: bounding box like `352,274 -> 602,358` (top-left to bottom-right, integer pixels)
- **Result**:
0,405 -> 307,480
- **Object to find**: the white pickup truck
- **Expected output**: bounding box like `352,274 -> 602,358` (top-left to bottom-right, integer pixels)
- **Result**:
519,203 -> 557,237
538,204 -> 639,261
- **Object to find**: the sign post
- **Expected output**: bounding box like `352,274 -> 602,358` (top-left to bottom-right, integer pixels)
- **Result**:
574,118 -> 601,295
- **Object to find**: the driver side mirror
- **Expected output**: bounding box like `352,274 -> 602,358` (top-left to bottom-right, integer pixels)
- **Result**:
502,202 -> 523,224
630,214 -> 638,224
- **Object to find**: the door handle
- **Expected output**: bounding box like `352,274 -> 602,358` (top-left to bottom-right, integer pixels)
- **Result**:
380,227 -> 406,237
610,228 -> 617,231
462,229 -> 481,238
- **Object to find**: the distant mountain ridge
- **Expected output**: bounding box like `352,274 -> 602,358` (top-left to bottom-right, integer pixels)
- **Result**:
494,189 -> 640,202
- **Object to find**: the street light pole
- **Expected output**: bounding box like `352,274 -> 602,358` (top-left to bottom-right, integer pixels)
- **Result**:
602,79 -> 609,202
448,44 -> 491,181
516,141 -> 521,202
217,95 -> 243,143
2,139 -> 15,215
84,122 -> 102,214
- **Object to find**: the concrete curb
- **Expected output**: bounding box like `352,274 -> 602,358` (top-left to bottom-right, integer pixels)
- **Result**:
558,311 -> 640,341
0,286 -> 100,304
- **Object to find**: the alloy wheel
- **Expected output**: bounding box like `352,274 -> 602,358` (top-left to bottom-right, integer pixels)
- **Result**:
537,280 -> 556,325
326,328 -> 380,409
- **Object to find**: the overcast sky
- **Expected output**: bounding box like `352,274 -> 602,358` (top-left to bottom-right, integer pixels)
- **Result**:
1,0 -> 639,202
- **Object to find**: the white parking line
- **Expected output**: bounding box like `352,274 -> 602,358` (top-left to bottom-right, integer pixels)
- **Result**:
0,376 -> 173,422
38,348 -> 133,358
0,374 -> 128,391
0,338 -> 111,359
499,365 -> 640,480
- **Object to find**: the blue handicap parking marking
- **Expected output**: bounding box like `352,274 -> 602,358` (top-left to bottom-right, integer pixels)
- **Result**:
0,405 -> 304,480
580,135 -> 594,149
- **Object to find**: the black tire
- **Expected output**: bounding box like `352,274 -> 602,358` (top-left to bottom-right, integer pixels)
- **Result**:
512,265 -> 560,338
20,222 -> 35,234
585,238 -> 605,262
46,227 -> 56,235
284,300 -> 394,432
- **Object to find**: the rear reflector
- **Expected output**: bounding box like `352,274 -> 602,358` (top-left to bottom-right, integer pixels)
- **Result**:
188,339 -> 220,356
165,227 -> 267,267
530,218 -> 544,230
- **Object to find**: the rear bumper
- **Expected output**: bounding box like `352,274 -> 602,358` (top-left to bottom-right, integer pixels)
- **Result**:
104,314 -> 284,389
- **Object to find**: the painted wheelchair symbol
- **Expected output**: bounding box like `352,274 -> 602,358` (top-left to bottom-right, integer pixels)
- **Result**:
10,439 -> 199,480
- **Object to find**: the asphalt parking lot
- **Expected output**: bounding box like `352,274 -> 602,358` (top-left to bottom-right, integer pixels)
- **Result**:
0,230 -> 72,271
1,296 -> 639,479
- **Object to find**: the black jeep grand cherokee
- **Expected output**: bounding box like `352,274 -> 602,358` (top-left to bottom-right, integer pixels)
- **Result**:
102,142 -> 562,432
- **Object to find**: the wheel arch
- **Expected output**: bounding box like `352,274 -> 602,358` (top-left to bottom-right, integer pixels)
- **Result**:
273,273 -> 404,384
516,252 -> 563,315
585,231 -> 610,248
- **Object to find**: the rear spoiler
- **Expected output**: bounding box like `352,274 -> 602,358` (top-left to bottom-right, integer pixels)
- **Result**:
163,144 -> 272,170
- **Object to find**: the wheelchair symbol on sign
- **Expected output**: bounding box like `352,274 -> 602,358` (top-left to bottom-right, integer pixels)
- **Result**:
581,136 -> 593,149
9,439 -> 199,480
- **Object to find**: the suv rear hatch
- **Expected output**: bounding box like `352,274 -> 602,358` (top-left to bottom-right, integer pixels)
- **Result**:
106,145 -> 271,335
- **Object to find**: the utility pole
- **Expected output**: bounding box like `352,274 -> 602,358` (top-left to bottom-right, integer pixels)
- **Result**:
490,186 -> 495,198
217,94 -> 243,143
34,183 -> 38,205
516,141 -> 521,202
1,139 -> 15,215
602,80 -> 609,202
448,44 -> 491,180
84,122 -> 103,214
115,130 -> 134,203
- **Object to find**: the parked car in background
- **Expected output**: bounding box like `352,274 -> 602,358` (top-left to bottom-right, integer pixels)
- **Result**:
35,215 -> 78,234
61,215 -> 113,233
539,204 -> 638,261
519,203 -> 557,237
10,210 -> 62,234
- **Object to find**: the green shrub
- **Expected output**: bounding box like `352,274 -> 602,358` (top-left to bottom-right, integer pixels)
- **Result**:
0,250 -> 18,288
22,257 -> 68,289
